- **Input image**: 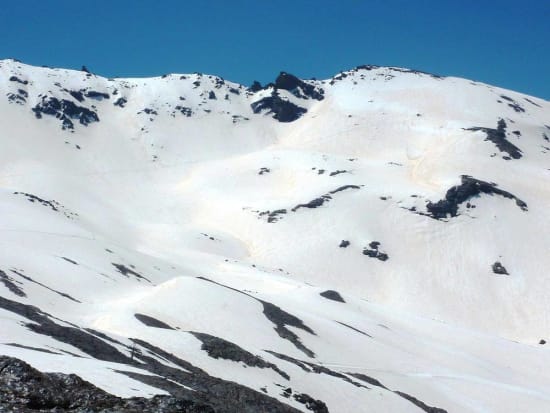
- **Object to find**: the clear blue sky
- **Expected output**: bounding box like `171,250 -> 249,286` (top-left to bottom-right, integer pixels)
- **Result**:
1,0 -> 549,99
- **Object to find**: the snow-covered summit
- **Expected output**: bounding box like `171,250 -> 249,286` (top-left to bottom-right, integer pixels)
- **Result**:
1,59 -> 550,412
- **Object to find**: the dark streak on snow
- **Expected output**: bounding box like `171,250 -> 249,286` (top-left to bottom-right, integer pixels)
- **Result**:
350,373 -> 448,412
61,257 -> 78,265
0,269 -> 26,297
259,185 -> 361,222
10,269 -> 81,303
0,295 -> 131,364
3,343 -> 61,354
335,321 -> 372,338
189,331 -> 289,379
267,351 -> 366,388
134,313 -> 175,330
112,263 -> 151,283
464,119 -> 522,159
197,277 -> 316,358
320,290 -> 345,303
498,95 -> 525,113
127,339 -> 301,412
524,98 -> 542,108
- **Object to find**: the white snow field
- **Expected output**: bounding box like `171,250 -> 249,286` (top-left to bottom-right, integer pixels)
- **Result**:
1,59 -> 550,412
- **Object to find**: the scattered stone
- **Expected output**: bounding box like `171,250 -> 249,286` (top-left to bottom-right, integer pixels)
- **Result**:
492,262 -> 509,275
9,76 -> 28,85
114,97 -> 127,107
499,95 -> 525,113
362,241 -> 389,261
329,170 -> 348,176
175,105 -> 193,117
339,240 -> 350,248
320,290 -> 345,303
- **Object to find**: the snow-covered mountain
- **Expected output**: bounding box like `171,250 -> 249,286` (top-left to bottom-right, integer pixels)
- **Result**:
1,58 -> 550,412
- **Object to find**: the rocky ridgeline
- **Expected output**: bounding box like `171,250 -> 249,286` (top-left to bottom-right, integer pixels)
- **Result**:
0,356 -> 213,412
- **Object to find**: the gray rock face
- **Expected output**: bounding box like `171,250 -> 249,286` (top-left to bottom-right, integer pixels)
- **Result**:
0,355 -> 213,412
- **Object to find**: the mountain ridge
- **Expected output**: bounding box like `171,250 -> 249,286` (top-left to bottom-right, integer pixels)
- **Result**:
1,58 -> 550,412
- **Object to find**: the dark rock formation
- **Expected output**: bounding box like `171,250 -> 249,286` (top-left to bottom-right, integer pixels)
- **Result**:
85,90 -> 110,100
0,296 -> 301,412
9,76 -> 28,85
248,81 -> 263,92
464,119 -> 522,159
335,321 -> 372,337
350,373 -> 448,412
6,90 -> 27,105
114,97 -> 128,107
112,263 -> 151,283
274,72 -> 324,101
67,89 -> 85,102
0,269 -> 26,297
260,300 -> 316,358
190,332 -> 289,379
320,290 -> 345,303
362,241 -> 389,261
135,313 -> 175,329
267,351 -> 365,388
32,96 -> 99,130
126,339 -> 300,413
394,391 -> 448,413
197,277 -> 316,358
291,391 -> 329,413
329,185 -> 361,194
492,262 -> 509,275
425,175 -> 528,220
499,95 -> 525,113
339,240 -> 350,248
261,185 -> 360,222
292,195 -> 332,211
259,209 -> 287,223
251,92 -> 307,122
175,105 -> 193,117
0,355 -> 214,412
10,269 -> 80,303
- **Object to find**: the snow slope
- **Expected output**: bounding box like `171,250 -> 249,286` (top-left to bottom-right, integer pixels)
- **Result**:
1,59 -> 550,412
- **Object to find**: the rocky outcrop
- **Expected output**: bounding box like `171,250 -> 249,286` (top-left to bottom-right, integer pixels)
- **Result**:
0,355 -> 214,412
